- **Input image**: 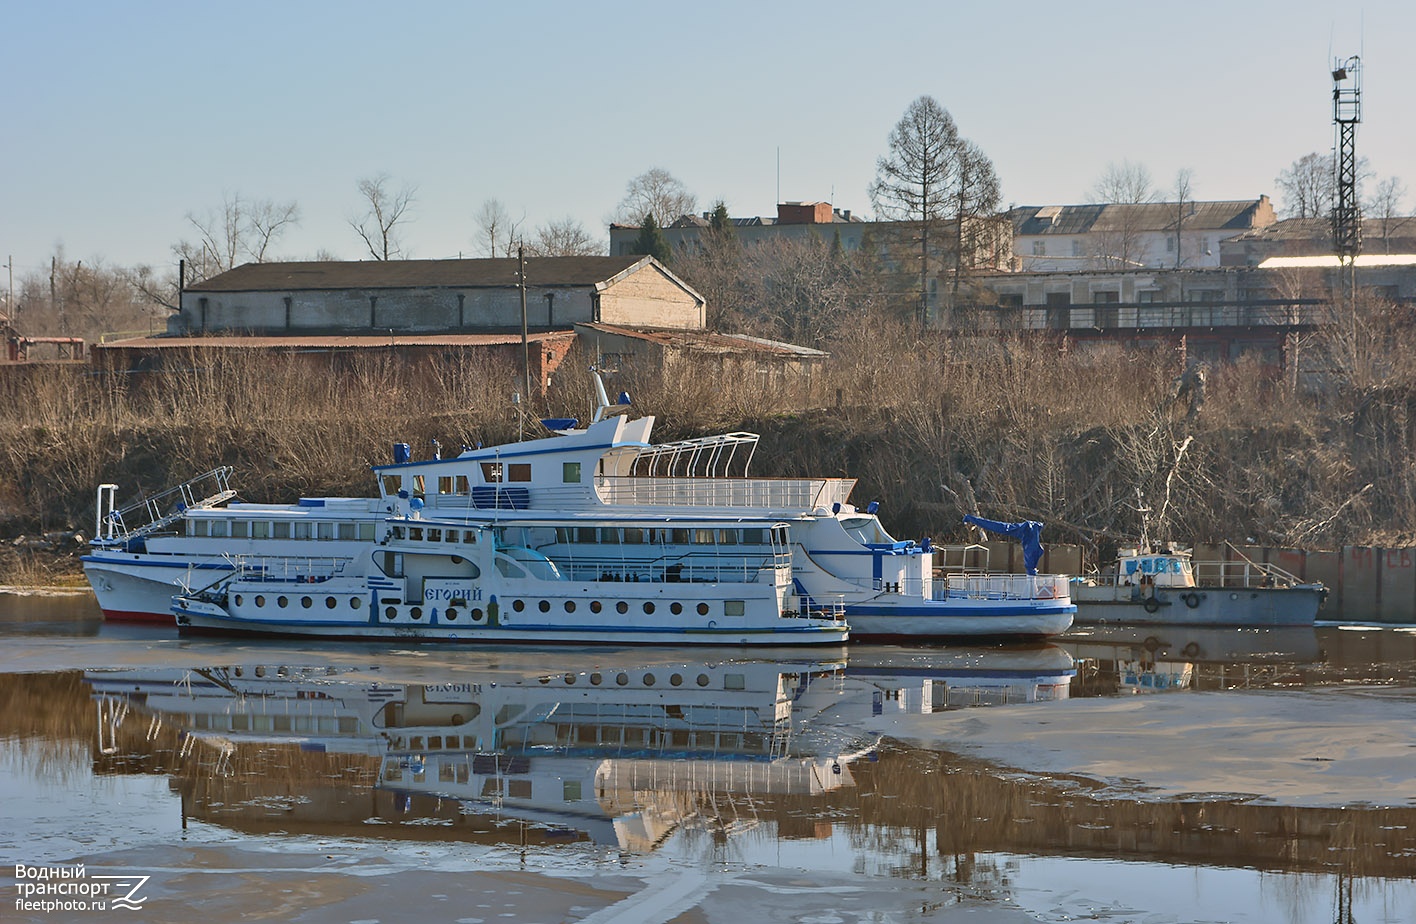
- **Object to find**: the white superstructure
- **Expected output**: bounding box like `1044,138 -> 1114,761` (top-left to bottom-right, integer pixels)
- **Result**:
85,378 -> 1073,641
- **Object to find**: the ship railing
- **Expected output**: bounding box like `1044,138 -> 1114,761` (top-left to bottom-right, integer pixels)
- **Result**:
1089,559 -> 1307,590
96,467 -> 236,543
935,573 -> 1071,602
793,591 -> 847,621
228,554 -> 351,584
1190,559 -> 1307,588
548,549 -> 793,585
594,476 -> 856,511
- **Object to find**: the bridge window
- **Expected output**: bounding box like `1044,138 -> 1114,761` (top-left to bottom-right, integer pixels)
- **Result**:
563,462 -> 581,483
481,462 -> 503,483
382,475 -> 400,495
412,475 -> 425,495
438,476 -> 454,494
508,463 -> 531,482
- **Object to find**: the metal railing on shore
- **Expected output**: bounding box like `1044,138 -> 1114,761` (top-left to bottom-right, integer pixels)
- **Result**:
955,299 -> 1336,333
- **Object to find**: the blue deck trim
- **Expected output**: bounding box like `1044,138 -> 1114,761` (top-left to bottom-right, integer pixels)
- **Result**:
371,440 -> 650,470
84,555 -> 232,569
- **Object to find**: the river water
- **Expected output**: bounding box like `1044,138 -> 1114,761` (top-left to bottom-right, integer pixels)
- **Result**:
1,592 -> 1413,923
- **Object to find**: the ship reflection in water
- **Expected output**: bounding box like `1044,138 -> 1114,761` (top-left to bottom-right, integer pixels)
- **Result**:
82,646 -> 1075,851
4,633 -> 1415,922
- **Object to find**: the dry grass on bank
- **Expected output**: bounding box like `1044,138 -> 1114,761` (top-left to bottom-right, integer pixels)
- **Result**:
1,311 -> 1414,553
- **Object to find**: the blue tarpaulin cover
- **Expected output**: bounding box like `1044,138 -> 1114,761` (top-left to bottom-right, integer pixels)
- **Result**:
963,515 -> 1045,575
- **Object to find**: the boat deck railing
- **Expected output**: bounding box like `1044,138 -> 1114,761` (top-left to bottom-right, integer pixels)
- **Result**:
1090,559 -> 1309,590
594,476 -> 856,511
935,573 -> 1071,602
229,554 -> 352,583
96,467 -> 236,543
548,549 -> 792,585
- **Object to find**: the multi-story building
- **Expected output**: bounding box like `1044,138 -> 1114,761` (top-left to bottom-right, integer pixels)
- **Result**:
1009,197 -> 1277,272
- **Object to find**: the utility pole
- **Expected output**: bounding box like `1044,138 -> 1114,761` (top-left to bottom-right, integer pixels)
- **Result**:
4,255 -> 12,318
518,246 -> 531,410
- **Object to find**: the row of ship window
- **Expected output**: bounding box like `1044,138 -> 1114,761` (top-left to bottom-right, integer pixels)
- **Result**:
388,525 -> 786,546
188,520 -> 377,541
231,592 -> 744,621
382,461 -> 583,497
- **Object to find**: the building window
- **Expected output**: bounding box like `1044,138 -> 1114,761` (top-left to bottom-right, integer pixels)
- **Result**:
1072,240 -> 1084,257
1032,241 -> 1046,256
1166,236 -> 1175,252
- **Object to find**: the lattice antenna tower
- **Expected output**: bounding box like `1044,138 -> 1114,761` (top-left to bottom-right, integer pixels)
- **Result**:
1331,56 -> 1362,264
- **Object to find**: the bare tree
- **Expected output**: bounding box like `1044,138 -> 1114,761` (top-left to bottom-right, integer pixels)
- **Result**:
1275,153 -> 1335,219
870,95 -> 999,322
529,217 -> 601,257
170,192 -> 301,285
350,173 -> 417,260
1088,160 -> 1156,204
614,168 -> 697,225
1088,160 -> 1156,269
870,96 -> 958,323
475,198 -> 525,257
1366,176 -> 1408,254
948,139 -> 1002,295
1171,169 -> 1194,269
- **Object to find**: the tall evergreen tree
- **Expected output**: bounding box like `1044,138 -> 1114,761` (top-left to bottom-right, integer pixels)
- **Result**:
709,201 -> 735,241
633,213 -> 673,264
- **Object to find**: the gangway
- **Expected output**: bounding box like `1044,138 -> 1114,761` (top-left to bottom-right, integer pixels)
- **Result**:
94,467 -> 236,545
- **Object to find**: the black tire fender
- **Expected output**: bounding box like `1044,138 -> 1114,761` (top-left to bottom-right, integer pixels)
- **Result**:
1182,592 -> 1201,609
1143,596 -> 1161,614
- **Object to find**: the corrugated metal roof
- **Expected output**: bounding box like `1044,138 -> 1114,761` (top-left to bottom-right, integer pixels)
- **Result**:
94,331 -> 578,350
1012,200 -> 1267,236
186,256 -> 648,293
577,323 -> 828,357
1228,216 -> 1416,242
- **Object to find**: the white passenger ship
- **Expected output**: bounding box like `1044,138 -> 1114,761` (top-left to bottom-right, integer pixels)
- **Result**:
83,377 -> 1072,641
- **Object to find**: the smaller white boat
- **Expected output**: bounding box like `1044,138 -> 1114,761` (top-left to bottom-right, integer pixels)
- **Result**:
1071,547 -> 1325,627
171,518 -> 850,646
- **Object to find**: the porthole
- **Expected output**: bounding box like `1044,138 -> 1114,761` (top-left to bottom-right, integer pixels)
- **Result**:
446,607 -> 458,620
590,600 -> 602,613
301,596 -> 313,608
564,673 -> 576,685
277,595 -> 289,608
385,606 -> 397,620
643,673 -> 656,686
325,596 -> 337,609
513,599 -> 526,612
697,603 -> 710,615
539,600 -> 551,613
616,601 -> 628,614
616,672 -> 629,686
255,666 -> 266,677
670,673 -> 683,687
590,672 -> 602,685
471,607 -> 484,622
697,673 -> 710,687
670,602 -> 682,614
564,600 -> 576,613
410,606 -> 423,620
350,597 -> 363,610
254,595 -> 265,607
234,594 -> 244,606
643,602 -> 655,614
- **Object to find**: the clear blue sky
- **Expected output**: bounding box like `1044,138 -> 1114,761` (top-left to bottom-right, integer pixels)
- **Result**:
3,0 -> 1410,280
